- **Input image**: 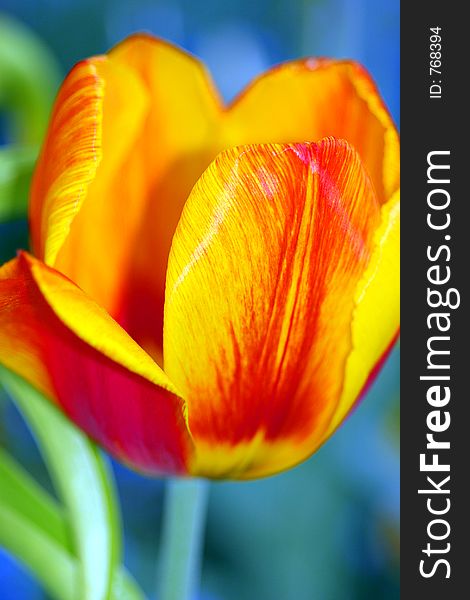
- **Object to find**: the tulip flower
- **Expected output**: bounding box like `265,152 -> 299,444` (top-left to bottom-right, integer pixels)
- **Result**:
0,34 -> 399,480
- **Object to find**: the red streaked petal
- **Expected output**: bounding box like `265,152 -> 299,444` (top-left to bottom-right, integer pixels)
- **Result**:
164,138 -> 386,478
0,254 -> 192,475
227,59 -> 399,205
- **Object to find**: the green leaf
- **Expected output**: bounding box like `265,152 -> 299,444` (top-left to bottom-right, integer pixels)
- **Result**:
0,448 -> 72,551
0,144 -> 38,223
0,503 -> 78,600
0,445 -> 145,600
0,15 -> 60,145
0,367 -> 121,600
111,570 -> 147,600
0,501 -> 145,600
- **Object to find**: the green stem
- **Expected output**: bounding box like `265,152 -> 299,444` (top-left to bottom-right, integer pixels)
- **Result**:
158,478 -> 209,600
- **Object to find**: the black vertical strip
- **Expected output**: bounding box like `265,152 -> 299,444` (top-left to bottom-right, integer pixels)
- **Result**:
401,3 -> 469,598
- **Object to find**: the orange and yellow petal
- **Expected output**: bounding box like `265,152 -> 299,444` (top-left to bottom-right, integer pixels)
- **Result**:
30,56 -> 147,268
105,35 -> 223,360
226,59 -> 399,206
0,254 -> 192,476
163,138 -> 387,479
30,51 -> 152,343
30,35 -> 223,363
323,189 -> 400,440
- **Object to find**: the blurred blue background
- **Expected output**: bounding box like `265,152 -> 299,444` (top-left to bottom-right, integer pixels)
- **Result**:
0,0 -> 399,598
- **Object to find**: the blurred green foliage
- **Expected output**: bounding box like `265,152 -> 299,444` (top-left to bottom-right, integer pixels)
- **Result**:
0,145 -> 36,223
0,14 -> 61,264
0,15 -> 60,146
